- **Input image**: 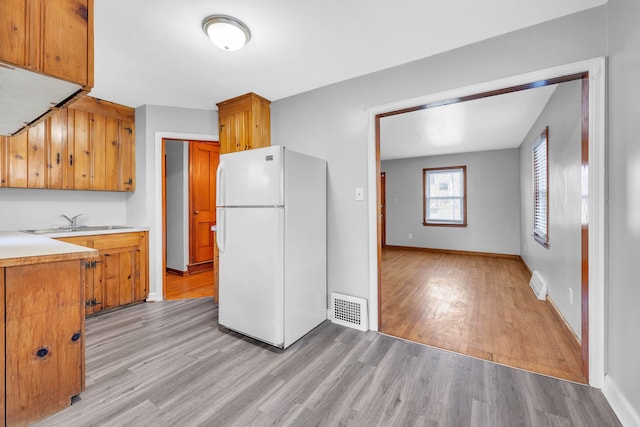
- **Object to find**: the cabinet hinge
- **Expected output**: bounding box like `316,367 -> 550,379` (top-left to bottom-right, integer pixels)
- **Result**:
124,127 -> 133,135
85,260 -> 98,269
86,298 -> 100,307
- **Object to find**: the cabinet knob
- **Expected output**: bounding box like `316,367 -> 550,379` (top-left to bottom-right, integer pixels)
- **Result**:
71,332 -> 82,342
35,347 -> 49,358
194,210 -> 200,215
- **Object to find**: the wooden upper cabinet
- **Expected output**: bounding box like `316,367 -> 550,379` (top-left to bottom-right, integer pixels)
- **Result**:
0,0 -> 94,87
66,97 -> 136,191
217,93 -> 271,154
0,96 -> 135,191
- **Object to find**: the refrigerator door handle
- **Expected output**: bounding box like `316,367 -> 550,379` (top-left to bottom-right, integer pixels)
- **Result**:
216,208 -> 225,253
216,161 -> 224,206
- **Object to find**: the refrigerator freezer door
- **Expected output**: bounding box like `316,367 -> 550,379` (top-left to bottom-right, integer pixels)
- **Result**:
217,146 -> 284,207
218,206 -> 285,347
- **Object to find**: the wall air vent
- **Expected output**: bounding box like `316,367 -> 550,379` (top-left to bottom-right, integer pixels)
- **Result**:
330,292 -> 368,331
529,270 -> 548,300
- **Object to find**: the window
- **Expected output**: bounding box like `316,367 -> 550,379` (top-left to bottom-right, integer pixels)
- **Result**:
533,127 -> 549,246
423,166 -> 467,226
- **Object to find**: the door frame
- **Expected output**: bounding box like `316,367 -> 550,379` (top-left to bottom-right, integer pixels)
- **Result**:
157,132 -> 218,301
366,57 -> 606,388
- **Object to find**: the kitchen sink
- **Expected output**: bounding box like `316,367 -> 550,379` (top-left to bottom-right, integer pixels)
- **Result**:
21,225 -> 134,234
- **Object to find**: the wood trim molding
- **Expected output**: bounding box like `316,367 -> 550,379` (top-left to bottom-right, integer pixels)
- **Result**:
68,96 -> 135,121
580,73 -> 590,382
384,245 -> 521,260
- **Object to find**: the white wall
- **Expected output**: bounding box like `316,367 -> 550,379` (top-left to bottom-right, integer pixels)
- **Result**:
165,140 -> 189,271
382,148 -> 520,255
0,188 -> 126,231
271,7 -> 606,307
128,105 -> 217,300
604,0 -> 640,424
519,80 -> 582,339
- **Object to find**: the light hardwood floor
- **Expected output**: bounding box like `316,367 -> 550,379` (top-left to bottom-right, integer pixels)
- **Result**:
165,270 -> 214,300
35,298 -> 619,426
381,247 -> 585,383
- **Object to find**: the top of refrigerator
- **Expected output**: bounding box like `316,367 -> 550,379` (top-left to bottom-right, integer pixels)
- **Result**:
217,146 -> 285,207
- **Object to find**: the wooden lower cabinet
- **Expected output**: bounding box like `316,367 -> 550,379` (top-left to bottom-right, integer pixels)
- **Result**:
57,231 -> 148,315
3,259 -> 85,426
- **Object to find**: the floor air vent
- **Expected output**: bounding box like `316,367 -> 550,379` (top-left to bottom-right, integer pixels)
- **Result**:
330,293 -> 368,331
529,270 -> 548,300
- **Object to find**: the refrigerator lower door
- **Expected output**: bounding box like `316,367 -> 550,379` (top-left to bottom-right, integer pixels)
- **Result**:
218,206 -> 285,347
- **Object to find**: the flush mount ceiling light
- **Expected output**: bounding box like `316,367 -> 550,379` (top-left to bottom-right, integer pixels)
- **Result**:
202,14 -> 251,51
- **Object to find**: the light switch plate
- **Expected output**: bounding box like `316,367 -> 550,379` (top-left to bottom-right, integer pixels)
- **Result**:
355,187 -> 364,201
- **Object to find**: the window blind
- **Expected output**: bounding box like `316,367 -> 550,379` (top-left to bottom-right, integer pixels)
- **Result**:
533,128 -> 549,244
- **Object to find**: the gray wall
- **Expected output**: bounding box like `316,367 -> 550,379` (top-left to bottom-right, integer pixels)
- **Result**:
382,148 -> 520,254
271,7 -> 606,306
165,140 -> 189,271
0,188 -> 126,230
606,0 -> 640,421
520,81 -> 582,339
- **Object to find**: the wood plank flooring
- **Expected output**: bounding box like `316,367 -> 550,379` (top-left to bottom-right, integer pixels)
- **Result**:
35,298 -> 620,426
381,247 -> 585,383
165,270 -> 214,300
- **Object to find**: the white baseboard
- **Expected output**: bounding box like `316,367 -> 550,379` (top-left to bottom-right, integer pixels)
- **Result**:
147,292 -> 159,301
604,375 -> 640,427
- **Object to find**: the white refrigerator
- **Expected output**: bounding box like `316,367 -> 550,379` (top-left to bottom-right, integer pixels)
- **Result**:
215,145 -> 327,348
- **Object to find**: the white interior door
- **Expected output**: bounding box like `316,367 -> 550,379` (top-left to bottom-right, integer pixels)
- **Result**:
218,206 -> 285,346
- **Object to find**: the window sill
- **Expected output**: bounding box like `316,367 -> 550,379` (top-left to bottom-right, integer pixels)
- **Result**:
533,234 -> 549,248
423,222 -> 468,228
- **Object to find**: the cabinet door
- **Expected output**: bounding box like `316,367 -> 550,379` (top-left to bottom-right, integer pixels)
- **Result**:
47,108 -> 69,189
249,97 -> 271,150
27,120 -> 47,188
218,113 -> 232,153
133,248 -> 146,302
5,260 -> 84,426
0,0 -> 29,67
6,131 -> 28,188
103,251 -> 120,310
1,268 -> 5,423
42,0 -> 91,85
68,108 -> 92,190
91,112 -> 106,190
104,116 -> 120,191
119,119 -> 135,191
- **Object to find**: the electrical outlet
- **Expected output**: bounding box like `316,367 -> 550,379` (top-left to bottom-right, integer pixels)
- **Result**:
569,288 -> 573,304
408,233 -> 413,240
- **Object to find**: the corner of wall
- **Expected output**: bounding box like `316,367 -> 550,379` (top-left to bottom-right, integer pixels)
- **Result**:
604,375 -> 640,427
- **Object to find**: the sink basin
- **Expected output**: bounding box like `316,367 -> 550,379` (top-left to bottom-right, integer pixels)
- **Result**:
21,225 -> 133,234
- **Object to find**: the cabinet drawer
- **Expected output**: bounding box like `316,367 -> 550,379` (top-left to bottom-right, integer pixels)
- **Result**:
92,232 -> 144,250
5,260 -> 83,320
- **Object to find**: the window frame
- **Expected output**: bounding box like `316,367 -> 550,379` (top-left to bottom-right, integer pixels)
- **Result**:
532,127 -> 549,247
422,165 -> 467,227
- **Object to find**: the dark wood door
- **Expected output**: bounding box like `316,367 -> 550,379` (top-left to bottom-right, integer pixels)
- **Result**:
189,141 -> 220,264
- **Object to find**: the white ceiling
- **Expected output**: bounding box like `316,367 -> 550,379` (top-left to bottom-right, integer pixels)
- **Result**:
380,85 -> 558,160
90,0 -> 605,110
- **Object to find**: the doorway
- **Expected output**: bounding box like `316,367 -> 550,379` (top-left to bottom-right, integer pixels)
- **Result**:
162,138 -> 219,300
367,58 -> 606,387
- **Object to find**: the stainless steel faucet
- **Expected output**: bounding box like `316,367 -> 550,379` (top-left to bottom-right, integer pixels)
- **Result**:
61,213 -> 84,227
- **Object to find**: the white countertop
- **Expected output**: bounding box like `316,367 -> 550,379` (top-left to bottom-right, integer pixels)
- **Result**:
0,231 -> 98,267
23,226 -> 149,239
